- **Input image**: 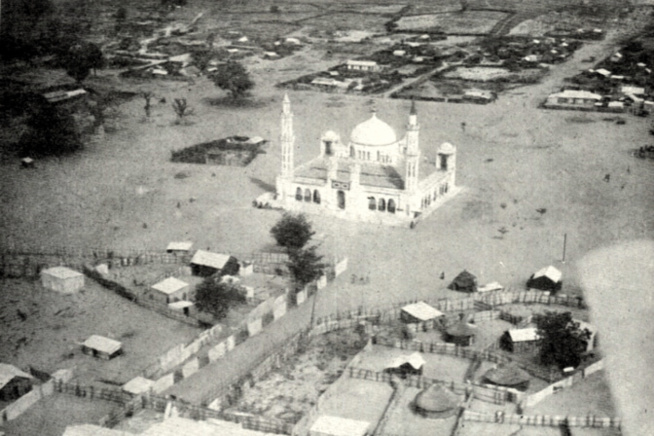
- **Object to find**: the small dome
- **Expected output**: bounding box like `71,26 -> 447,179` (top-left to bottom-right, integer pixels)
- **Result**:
414,384 -> 460,418
350,113 -> 397,147
322,130 -> 340,141
438,142 -> 456,154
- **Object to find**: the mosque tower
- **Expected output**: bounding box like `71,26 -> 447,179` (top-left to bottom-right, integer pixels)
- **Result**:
404,101 -> 420,192
280,93 -> 294,179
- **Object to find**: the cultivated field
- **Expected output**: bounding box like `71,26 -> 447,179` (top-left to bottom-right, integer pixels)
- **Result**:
395,11 -> 509,34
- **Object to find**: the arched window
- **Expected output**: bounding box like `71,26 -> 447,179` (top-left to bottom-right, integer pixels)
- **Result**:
388,199 -> 396,213
296,187 -> 303,201
304,189 -> 312,202
368,196 -> 376,210
313,190 -> 321,204
378,198 -> 386,212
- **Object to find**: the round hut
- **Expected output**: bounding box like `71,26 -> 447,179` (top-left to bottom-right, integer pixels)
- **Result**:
482,363 -> 531,391
445,317 -> 477,347
414,384 -> 460,419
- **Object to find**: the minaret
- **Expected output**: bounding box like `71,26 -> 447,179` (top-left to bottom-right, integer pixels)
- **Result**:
280,93 -> 294,179
405,101 -> 420,192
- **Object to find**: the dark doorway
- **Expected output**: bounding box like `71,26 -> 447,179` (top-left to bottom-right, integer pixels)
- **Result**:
337,190 -> 346,209
440,154 -> 448,170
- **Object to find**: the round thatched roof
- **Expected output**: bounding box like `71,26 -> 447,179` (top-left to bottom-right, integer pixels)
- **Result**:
483,363 -> 530,387
445,321 -> 477,337
414,384 -> 460,413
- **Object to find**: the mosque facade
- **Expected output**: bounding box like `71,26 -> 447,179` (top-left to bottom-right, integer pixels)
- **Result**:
274,94 -> 459,225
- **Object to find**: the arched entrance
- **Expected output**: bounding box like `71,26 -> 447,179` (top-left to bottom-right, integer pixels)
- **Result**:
337,190 -> 346,209
313,190 -> 321,204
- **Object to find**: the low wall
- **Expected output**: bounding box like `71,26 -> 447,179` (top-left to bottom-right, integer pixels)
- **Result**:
463,409 -> 621,429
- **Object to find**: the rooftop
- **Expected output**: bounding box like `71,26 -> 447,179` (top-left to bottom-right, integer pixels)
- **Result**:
0,363 -> 33,390
152,277 -> 189,295
310,416 -> 370,436
507,327 -> 540,342
191,250 -> 232,269
387,352 -> 426,370
41,266 -> 84,279
402,301 -> 444,321
532,265 -> 562,283
83,335 -> 122,355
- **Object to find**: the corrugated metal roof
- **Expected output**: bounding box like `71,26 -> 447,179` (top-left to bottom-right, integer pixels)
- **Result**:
41,266 -> 83,280
122,376 -> 155,395
508,327 -> 540,342
152,277 -> 189,295
310,416 -> 370,436
191,250 -> 232,269
402,301 -> 443,321
167,242 -> 193,251
83,335 -> 122,355
0,363 -> 33,390
550,90 -> 602,100
532,265 -> 562,283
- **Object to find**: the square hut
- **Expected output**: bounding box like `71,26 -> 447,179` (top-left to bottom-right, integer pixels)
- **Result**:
0,363 -> 34,401
82,335 -> 122,360
122,376 -> 155,395
151,277 -> 190,304
310,416 -> 370,436
41,266 -> 84,294
526,265 -> 562,292
500,328 -> 540,353
445,315 -> 477,346
448,270 -> 477,293
166,241 -> 193,254
385,352 -> 426,377
190,250 -> 240,277
401,301 -> 444,324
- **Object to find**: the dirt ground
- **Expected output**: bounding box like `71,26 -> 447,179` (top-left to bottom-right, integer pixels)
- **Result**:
0,278 -> 200,386
0,394 -> 117,436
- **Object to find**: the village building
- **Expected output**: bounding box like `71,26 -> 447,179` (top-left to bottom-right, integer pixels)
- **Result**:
526,265 -> 562,292
477,281 -> 503,293
545,90 -> 602,109
500,327 -> 540,353
190,250 -> 240,277
150,277 -> 191,304
400,301 -> 444,324
166,241 -> 193,254
346,60 -> 382,72
0,363 -> 34,401
82,335 -> 123,360
445,317 -> 477,346
482,362 -> 531,391
384,352 -> 426,377
122,376 -> 155,395
274,95 -> 459,225
41,266 -> 85,294
310,415 -> 370,436
448,270 -> 477,293
413,384 -> 460,419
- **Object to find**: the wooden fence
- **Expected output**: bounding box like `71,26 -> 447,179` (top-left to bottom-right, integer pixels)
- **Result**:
463,410 -> 621,429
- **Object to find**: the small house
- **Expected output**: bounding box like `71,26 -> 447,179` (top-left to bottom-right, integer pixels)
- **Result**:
21,157 -> 35,169
82,335 -> 122,360
400,301 -> 444,324
0,363 -> 34,401
151,277 -> 190,304
345,60 -> 381,73
385,352 -> 426,377
500,328 -> 540,353
166,241 -> 193,254
393,50 -> 406,57
168,300 -> 194,315
482,363 -> 530,391
545,90 -> 602,109
41,266 -> 84,294
477,281 -> 503,293
309,416 -> 370,436
190,250 -> 240,277
414,384 -> 460,419
445,315 -> 477,346
448,270 -> 477,293
526,265 -> 562,292
595,68 -> 611,77
122,376 -> 155,395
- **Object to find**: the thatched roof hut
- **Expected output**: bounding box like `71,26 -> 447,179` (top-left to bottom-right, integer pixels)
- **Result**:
445,318 -> 477,346
482,363 -> 531,391
414,384 -> 460,419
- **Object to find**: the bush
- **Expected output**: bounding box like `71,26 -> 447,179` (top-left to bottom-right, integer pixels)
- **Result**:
195,278 -> 246,319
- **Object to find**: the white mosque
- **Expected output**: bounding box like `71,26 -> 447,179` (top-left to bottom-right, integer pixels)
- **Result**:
274,94 -> 460,225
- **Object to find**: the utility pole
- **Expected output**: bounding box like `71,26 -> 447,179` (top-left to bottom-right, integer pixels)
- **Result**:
562,233 -> 567,263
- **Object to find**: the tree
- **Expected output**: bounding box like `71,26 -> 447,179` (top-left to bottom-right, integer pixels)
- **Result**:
271,213 -> 315,250
63,42 -> 104,83
172,98 -> 193,122
209,62 -> 254,99
288,245 -> 325,290
534,311 -> 592,369
195,278 -> 246,319
19,103 -> 83,157
140,91 -> 154,118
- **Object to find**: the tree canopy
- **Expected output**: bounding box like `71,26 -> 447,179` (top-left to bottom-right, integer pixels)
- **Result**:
271,213 -> 315,250
534,311 -> 592,369
209,62 -> 254,99
195,278 -> 246,319
19,103 -> 83,157
288,245 -> 325,290
63,42 -> 104,83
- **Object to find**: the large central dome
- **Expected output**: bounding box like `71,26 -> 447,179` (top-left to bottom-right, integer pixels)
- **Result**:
350,113 -> 397,147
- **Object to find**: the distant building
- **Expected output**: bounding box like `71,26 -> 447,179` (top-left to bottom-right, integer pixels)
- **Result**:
190,250 -> 240,277
401,301 -> 444,324
414,384 -> 460,419
500,327 -> 540,353
166,241 -> 193,254
0,363 -> 34,401
151,277 -> 190,304
122,376 -> 154,395
41,267 -> 84,294
482,362 -> 531,391
346,60 -> 382,72
545,90 -> 602,109
448,270 -> 477,293
445,318 -> 477,346
385,352 -> 426,377
82,335 -> 123,360
526,265 -> 562,292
